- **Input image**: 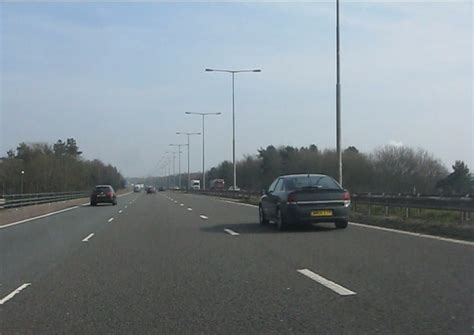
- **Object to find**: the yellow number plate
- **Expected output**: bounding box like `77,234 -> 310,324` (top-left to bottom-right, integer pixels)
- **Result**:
311,210 -> 333,217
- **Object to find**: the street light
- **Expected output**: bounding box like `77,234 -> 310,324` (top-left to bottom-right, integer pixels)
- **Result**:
169,144 -> 186,189
185,112 -> 221,190
165,151 -> 177,188
165,155 -> 172,188
159,157 -> 167,188
176,131 -> 201,189
336,0 -> 342,185
20,170 -> 25,195
205,68 -> 261,190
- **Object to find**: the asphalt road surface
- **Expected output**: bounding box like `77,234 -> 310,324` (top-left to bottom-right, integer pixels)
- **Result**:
1,191 -> 473,334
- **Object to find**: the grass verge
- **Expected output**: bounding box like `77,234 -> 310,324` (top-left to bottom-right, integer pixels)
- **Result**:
227,195 -> 474,242
350,212 -> 474,242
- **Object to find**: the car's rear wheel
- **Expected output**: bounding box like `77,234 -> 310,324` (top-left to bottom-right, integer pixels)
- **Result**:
335,220 -> 348,229
276,208 -> 286,231
259,206 -> 269,225
113,199 -> 117,206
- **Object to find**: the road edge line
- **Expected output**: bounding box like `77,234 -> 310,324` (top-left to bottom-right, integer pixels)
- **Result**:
0,206 -> 80,230
350,222 -> 474,247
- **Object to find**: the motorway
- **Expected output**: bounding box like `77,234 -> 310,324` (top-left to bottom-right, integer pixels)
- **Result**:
0,191 -> 473,334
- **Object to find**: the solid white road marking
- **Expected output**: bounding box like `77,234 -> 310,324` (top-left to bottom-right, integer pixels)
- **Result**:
0,206 -> 79,230
82,233 -> 95,242
350,222 -> 474,247
187,208 -> 193,211
187,194 -> 474,247
180,203 -> 184,207
297,269 -> 356,296
119,210 -> 123,214
224,229 -> 240,236
199,215 -> 208,220
0,283 -> 31,305
108,218 -> 114,223
0,192 -> 134,230
218,199 -> 258,208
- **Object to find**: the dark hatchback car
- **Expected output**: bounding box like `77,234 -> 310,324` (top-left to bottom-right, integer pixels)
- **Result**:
90,185 -> 117,206
146,186 -> 156,194
259,174 -> 350,230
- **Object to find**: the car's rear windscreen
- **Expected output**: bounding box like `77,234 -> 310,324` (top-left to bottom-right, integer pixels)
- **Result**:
95,186 -> 111,192
286,176 -> 341,191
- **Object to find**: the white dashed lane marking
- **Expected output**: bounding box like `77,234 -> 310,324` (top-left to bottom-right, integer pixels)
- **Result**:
82,233 -> 95,242
108,218 -> 114,223
297,269 -> 356,296
224,229 -> 239,236
0,283 -> 31,305
199,215 -> 208,220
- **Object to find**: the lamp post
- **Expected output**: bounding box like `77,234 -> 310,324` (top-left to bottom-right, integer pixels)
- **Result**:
176,131 -> 201,189
185,112 -> 221,190
20,170 -> 25,195
159,157 -> 167,188
167,156 -> 172,188
205,68 -> 261,190
336,0 -> 342,185
165,151 -> 177,188
169,144 -> 186,189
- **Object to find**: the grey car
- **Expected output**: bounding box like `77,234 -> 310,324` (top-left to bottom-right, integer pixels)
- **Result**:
259,174 -> 351,230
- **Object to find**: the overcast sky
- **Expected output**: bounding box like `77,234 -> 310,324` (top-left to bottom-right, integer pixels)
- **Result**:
1,1 -> 472,177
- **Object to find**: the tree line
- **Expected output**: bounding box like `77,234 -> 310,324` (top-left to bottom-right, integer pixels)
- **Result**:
197,145 -> 471,195
0,139 -> 126,195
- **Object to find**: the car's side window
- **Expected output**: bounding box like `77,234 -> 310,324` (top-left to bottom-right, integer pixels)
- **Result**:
277,179 -> 286,192
274,179 -> 283,192
268,179 -> 279,192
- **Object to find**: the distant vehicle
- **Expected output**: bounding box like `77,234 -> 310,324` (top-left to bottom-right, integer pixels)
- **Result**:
228,186 -> 240,191
259,174 -> 350,231
146,186 -> 156,194
191,179 -> 201,190
133,185 -> 141,192
210,179 -> 225,190
158,186 -> 165,192
90,185 -> 117,206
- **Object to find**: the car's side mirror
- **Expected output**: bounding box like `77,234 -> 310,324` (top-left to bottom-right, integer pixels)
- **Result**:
262,189 -> 269,195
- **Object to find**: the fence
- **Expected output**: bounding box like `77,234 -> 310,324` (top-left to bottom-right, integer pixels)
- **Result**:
0,191 -> 90,209
183,190 -> 474,221
352,194 -> 473,221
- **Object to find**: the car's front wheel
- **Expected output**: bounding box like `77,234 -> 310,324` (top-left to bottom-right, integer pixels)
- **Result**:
335,220 -> 348,229
259,205 -> 269,225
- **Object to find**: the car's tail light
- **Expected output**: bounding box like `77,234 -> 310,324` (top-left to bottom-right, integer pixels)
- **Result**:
343,191 -> 351,207
287,192 -> 297,205
106,191 -> 112,197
